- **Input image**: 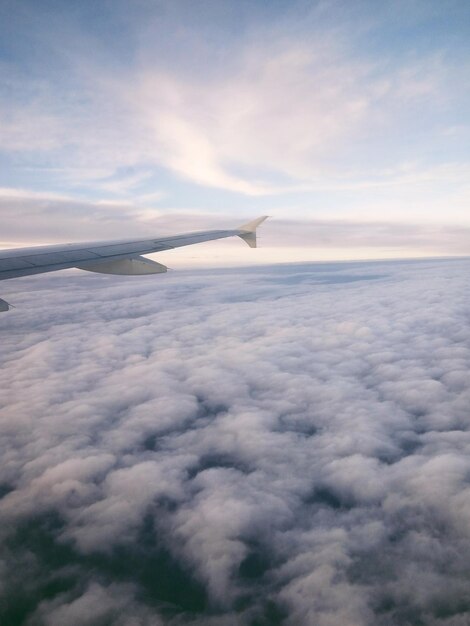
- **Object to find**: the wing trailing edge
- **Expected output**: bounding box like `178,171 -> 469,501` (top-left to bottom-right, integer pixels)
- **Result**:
76,256 -> 168,275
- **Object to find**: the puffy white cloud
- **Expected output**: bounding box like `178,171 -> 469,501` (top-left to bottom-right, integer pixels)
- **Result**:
2,258 -> 470,624
31,582 -> 163,626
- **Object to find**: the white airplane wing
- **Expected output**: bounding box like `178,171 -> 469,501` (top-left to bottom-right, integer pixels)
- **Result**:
0,216 -> 268,311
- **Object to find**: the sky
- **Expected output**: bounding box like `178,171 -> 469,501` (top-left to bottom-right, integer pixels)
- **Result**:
1,0 -> 470,263
2,4 -> 470,625
2,258 -> 470,625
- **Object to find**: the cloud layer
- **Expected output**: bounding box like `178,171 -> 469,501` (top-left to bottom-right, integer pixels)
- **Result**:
2,258 -> 470,624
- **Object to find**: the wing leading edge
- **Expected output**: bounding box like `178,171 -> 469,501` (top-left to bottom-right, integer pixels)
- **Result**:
0,216 -> 269,311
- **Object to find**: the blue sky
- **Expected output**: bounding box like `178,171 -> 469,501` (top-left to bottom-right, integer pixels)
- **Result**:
1,0 -> 469,261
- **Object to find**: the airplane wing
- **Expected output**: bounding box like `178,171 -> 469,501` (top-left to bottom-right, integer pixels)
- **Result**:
0,216 -> 268,311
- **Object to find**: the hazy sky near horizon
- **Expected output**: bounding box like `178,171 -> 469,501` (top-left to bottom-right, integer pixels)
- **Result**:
1,0 -> 470,262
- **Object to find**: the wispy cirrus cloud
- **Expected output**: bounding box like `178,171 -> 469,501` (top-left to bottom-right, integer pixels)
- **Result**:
0,0 -> 468,204
132,42 -> 456,195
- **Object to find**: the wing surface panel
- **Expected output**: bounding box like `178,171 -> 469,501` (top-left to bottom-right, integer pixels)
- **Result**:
0,225 -> 254,281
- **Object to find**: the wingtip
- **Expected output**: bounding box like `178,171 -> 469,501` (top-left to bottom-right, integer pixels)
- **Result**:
238,215 -> 269,233
237,215 -> 269,248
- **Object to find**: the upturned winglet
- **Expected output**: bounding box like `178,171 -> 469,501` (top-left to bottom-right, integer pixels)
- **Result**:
238,215 -> 269,248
